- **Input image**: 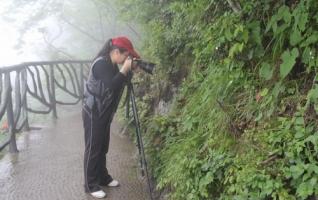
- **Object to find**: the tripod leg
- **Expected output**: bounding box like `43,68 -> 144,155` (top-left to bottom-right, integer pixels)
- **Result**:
126,96 -> 130,119
131,94 -> 145,176
129,83 -> 154,200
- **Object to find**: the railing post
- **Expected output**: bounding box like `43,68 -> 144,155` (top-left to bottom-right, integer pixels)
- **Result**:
49,64 -> 57,118
6,73 -> 18,153
80,63 -> 84,102
21,69 -> 30,131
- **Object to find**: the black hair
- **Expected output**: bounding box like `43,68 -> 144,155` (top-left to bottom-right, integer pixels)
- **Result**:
94,39 -> 128,60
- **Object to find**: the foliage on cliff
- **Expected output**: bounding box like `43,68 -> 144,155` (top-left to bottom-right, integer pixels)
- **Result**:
116,0 -> 318,199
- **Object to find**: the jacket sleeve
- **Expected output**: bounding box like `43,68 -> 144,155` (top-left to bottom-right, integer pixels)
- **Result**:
92,59 -> 127,91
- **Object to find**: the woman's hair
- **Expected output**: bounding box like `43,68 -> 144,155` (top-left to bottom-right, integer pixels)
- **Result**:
94,39 -> 127,60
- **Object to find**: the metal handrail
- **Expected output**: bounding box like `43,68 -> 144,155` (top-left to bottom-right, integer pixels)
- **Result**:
0,60 -> 91,152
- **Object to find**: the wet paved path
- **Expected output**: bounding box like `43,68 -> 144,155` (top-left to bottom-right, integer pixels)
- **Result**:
0,111 -> 148,200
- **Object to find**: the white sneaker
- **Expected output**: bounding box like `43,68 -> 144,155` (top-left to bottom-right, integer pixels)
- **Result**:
90,190 -> 106,198
107,179 -> 119,187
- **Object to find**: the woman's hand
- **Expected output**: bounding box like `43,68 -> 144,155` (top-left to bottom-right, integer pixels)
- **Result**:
120,57 -> 132,76
120,57 -> 139,76
131,58 -> 140,71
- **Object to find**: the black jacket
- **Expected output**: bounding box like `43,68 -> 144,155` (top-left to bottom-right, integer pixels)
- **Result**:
83,56 -> 127,119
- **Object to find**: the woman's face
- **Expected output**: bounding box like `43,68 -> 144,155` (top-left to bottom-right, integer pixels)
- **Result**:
114,49 -> 130,64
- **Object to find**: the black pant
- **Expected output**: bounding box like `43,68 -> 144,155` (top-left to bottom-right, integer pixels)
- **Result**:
82,106 -> 113,193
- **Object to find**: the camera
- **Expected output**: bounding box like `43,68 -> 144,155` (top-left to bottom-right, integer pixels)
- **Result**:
133,59 -> 156,74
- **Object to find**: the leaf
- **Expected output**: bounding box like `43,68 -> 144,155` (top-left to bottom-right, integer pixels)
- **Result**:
305,134 -> 318,152
259,62 -> 273,80
234,25 -> 244,37
289,165 -> 304,179
225,28 -> 233,41
282,6 -> 291,23
307,84 -> 318,102
265,16 -> 274,33
301,33 -> 318,47
255,112 -> 263,121
229,43 -> 244,58
242,29 -> 249,43
290,28 -> 302,46
260,88 -> 269,97
295,131 -> 304,139
296,181 -> 313,199
309,177 -> 317,187
249,21 -> 261,45
280,48 -> 299,79
302,47 -> 311,64
272,81 -> 283,98
292,2 -> 308,32
295,116 -> 304,125
298,12 -> 308,32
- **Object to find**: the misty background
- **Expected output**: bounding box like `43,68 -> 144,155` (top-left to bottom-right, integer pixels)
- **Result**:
0,0 -> 142,66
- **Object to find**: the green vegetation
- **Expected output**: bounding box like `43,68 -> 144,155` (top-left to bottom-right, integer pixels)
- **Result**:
115,0 -> 318,199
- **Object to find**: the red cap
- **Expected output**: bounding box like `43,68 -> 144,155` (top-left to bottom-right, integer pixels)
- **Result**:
112,36 -> 140,58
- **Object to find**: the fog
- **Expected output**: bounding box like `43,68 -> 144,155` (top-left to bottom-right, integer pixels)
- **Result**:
0,0 -> 141,67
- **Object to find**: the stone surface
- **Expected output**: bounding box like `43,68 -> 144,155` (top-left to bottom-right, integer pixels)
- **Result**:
0,111 -> 149,200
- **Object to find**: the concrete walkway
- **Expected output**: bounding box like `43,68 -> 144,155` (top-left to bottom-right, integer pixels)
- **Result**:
0,111 -> 149,200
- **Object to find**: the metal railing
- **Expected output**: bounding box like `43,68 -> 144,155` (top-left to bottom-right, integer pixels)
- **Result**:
0,60 -> 91,153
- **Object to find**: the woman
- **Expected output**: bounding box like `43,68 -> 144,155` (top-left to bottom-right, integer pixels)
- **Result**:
82,36 -> 139,198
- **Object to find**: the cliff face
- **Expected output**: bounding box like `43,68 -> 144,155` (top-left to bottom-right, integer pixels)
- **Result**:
118,0 -> 318,199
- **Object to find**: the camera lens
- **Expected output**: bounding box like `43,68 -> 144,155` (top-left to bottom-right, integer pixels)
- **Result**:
136,60 -> 156,74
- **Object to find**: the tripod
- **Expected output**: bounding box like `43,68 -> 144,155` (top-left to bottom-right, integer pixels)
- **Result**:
126,77 -> 154,200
